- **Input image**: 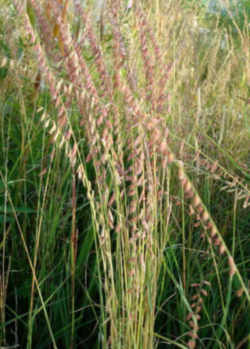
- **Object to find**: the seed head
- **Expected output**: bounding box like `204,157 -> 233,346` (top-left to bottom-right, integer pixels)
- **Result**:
228,256 -> 236,277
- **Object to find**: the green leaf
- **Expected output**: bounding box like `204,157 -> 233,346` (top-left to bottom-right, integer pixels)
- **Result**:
26,0 -> 36,29
0,67 -> 8,80
0,39 -> 11,58
0,206 -> 36,214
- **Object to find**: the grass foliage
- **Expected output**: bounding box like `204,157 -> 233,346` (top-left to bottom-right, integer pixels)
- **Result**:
0,0 -> 249,348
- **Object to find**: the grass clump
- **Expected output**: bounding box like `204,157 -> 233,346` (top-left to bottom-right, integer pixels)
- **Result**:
0,0 -> 249,348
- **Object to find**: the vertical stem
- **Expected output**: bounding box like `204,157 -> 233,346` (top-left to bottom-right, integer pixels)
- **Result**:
27,147 -> 54,349
181,186 -> 186,292
0,120 -> 11,346
70,170 -> 77,349
0,171 -> 58,349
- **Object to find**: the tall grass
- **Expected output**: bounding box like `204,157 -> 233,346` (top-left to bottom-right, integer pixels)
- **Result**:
0,0 -> 249,348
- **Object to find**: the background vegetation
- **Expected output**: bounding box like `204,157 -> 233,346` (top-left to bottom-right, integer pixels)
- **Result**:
0,0 -> 249,348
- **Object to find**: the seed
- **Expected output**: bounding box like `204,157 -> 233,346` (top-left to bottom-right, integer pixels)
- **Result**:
197,205 -> 203,213
167,152 -> 174,163
184,181 -> 192,193
214,238 -> 220,246
228,256 -> 236,277
188,340 -> 196,349
210,226 -> 217,237
219,244 -> 226,255
189,205 -> 195,215
178,165 -> 185,180
188,331 -> 198,339
195,306 -> 201,313
201,289 -> 208,297
193,195 -> 201,208
181,177 -> 188,187
202,211 -> 209,222
160,140 -> 168,154
236,288 -> 244,298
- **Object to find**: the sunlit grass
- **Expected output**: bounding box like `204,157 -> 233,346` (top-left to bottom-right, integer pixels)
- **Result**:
0,1 -> 249,348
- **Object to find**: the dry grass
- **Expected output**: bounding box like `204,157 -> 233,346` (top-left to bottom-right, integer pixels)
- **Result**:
0,0 -> 249,348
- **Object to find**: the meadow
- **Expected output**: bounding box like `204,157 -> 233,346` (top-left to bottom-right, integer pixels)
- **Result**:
0,0 -> 249,348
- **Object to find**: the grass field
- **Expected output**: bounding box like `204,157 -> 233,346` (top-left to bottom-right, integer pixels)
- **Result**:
0,0 -> 249,348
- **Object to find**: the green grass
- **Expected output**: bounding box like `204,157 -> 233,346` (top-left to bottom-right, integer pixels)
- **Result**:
0,0 -> 249,348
